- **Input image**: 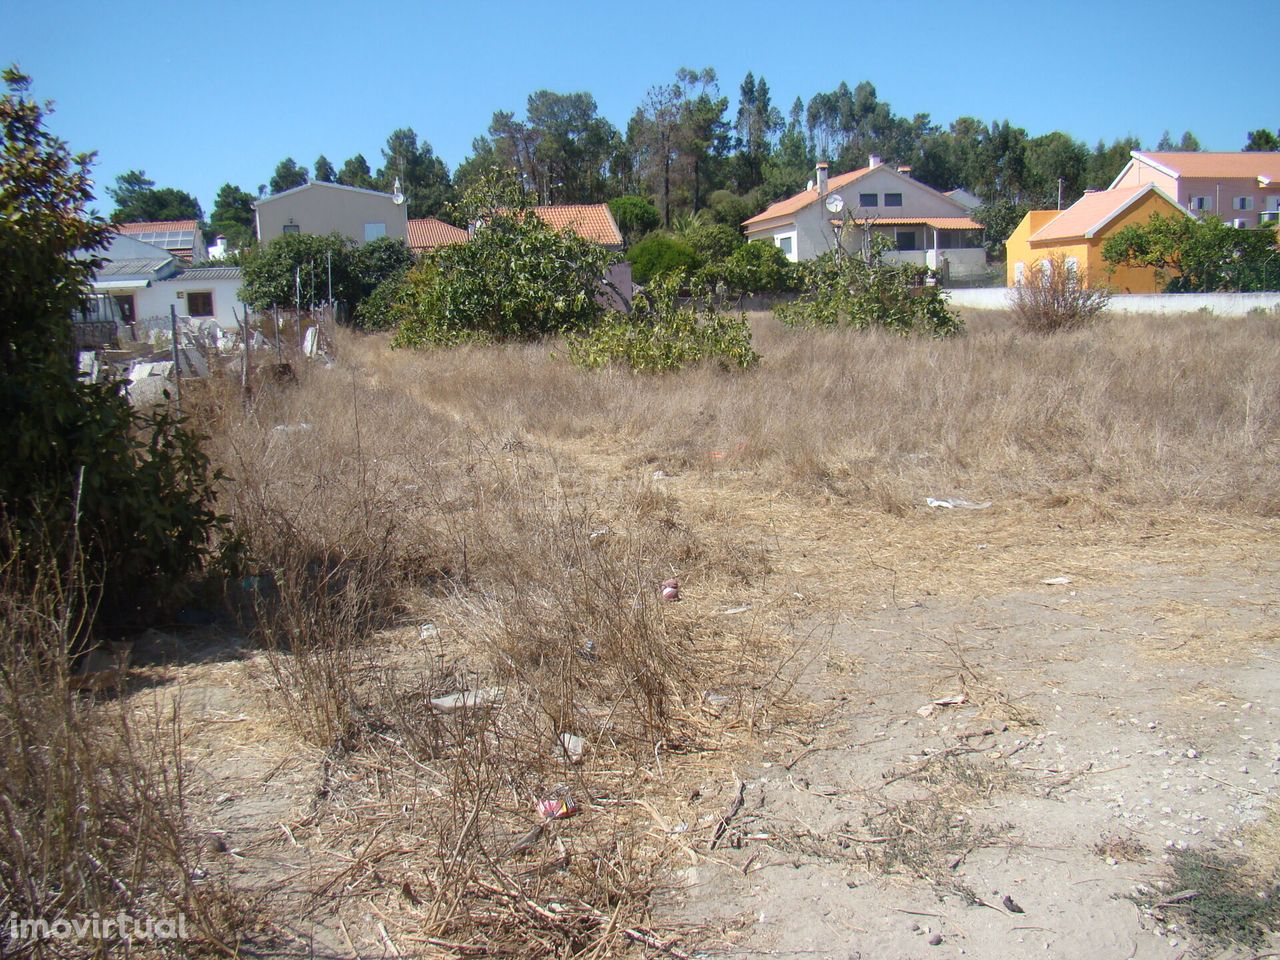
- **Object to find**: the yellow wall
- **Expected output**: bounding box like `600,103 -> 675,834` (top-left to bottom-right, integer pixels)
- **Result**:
1006,190 -> 1186,293
1005,210 -> 1060,286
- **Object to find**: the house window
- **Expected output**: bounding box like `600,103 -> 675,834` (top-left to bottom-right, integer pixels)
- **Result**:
895,229 -> 918,252
1188,196 -> 1212,212
282,223 -> 300,234
1267,197 -> 1280,212
884,193 -> 903,207
1261,211 -> 1279,225
775,232 -> 797,262
1233,196 -> 1254,211
186,291 -> 214,317
1230,218 -> 1251,229
364,222 -> 387,241
1014,262 -> 1025,285
859,192 -> 878,207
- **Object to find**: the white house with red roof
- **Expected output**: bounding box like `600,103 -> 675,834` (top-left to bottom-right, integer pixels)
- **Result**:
742,158 -> 987,278
1109,151 -> 1280,226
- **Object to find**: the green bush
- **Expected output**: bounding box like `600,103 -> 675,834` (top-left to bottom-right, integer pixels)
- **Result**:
393,173 -> 614,347
626,233 -> 701,284
0,66 -> 227,637
703,240 -> 800,294
567,272 -> 760,373
681,222 -> 744,264
608,195 -> 661,246
777,240 -> 961,337
353,269 -> 412,331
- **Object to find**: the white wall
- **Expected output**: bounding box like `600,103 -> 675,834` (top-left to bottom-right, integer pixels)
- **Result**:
136,273 -> 246,330
946,288 -> 1280,316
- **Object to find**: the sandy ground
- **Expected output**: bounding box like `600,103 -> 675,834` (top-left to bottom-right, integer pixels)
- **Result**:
130,444 -> 1280,958
649,475 -> 1280,960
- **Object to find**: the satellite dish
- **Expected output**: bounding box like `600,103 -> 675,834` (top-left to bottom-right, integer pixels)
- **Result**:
391,177 -> 405,205
825,193 -> 845,214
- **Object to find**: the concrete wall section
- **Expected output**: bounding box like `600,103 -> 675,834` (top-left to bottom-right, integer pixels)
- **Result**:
946,288 -> 1280,316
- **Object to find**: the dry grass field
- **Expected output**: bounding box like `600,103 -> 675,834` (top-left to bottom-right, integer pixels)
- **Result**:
5,308 -> 1279,958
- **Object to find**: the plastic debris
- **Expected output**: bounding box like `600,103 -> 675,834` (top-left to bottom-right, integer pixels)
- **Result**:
428,688 -> 504,714
417,623 -> 440,640
720,605 -> 752,616
537,787 -> 579,821
917,693 -> 968,717
652,469 -> 668,480
661,578 -> 680,602
558,733 -> 587,764
925,497 -> 992,510
1041,576 -> 1073,586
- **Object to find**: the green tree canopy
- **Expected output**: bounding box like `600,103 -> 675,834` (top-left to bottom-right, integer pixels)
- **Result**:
313,154 -> 336,183
336,153 -> 375,189
107,169 -> 203,222
269,156 -> 308,194
1102,213 -> 1279,292
209,182 -> 256,249
1244,128 -> 1280,152
377,127 -> 454,218
608,195 -> 661,246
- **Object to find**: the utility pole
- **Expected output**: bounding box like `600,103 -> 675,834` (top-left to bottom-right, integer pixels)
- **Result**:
1058,177 -> 1064,210
169,304 -> 182,414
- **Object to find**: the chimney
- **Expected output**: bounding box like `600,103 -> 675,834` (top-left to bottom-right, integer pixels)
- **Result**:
815,162 -> 829,196
869,154 -> 882,169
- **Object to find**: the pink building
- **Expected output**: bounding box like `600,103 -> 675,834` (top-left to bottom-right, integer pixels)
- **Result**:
1110,151 -> 1280,227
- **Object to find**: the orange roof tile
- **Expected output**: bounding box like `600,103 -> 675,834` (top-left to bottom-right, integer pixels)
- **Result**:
743,167 -> 872,226
1135,151 -> 1280,181
531,204 -> 622,246
407,217 -> 469,251
1029,184 -> 1182,243
115,219 -> 199,233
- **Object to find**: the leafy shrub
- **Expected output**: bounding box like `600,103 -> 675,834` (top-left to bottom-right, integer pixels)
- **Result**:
1102,212 -> 1279,292
0,66 -> 228,637
393,173 -> 614,347
777,240 -> 961,337
353,268 -> 411,331
608,195 -> 661,246
703,240 -> 800,294
681,222 -> 744,264
567,272 -> 760,373
626,233 -> 701,284
1010,254 -> 1111,333
706,188 -> 761,229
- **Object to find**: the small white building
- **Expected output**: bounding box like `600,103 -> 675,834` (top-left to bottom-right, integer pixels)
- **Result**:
92,233 -> 244,332
743,158 -> 988,279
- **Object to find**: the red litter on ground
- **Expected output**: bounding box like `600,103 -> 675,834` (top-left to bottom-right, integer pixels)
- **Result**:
660,578 -> 680,602
537,791 -> 579,821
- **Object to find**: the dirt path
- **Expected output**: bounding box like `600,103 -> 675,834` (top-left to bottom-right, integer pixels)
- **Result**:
629,461 -> 1280,959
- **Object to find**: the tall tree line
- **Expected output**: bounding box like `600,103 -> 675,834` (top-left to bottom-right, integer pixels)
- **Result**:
115,69 -> 1265,252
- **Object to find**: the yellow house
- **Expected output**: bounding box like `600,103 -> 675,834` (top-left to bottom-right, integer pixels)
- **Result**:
1005,183 -> 1187,292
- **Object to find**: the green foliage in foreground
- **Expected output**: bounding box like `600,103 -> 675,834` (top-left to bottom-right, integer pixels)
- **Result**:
1,66 -> 227,636
1102,213 -> 1280,292
567,273 -> 759,373
393,172 -> 614,347
777,241 -> 961,337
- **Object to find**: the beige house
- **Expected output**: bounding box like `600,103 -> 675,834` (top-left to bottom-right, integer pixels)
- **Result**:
254,181 -> 408,245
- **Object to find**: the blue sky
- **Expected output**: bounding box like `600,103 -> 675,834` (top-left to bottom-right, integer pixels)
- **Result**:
5,0 -> 1277,216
